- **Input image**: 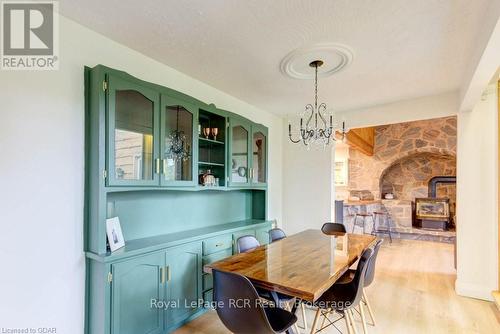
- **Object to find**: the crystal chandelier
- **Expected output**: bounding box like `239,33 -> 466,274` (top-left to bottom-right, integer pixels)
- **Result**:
288,60 -> 346,147
167,106 -> 190,161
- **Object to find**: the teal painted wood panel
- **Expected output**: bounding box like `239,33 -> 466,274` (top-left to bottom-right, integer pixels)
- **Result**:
165,242 -> 202,330
202,273 -> 213,291
85,66 -> 109,255
111,252 -> 164,334
202,248 -> 233,266
256,227 -> 270,245
106,73 -> 161,187
107,190 -> 253,241
85,259 -> 111,334
202,289 -> 213,304
251,190 -> 267,220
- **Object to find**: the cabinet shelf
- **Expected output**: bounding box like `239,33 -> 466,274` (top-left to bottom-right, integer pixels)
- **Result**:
199,161 -> 225,167
199,137 -> 224,145
86,219 -> 272,263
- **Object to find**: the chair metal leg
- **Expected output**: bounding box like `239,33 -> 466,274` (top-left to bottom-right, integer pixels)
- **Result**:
294,321 -> 300,334
362,290 -> 376,326
347,309 -> 358,334
343,311 -> 353,334
301,302 -> 308,332
319,308 -> 331,331
310,308 -> 321,334
359,302 -> 369,334
346,309 -> 359,334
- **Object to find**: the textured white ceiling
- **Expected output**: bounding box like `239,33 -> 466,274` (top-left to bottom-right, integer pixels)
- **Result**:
59,0 -> 489,115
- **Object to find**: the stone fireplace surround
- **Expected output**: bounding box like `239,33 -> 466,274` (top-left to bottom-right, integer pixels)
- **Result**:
344,116 -> 457,240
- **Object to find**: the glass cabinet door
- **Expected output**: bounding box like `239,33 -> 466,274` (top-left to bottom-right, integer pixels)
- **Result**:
229,119 -> 251,186
107,75 -> 160,186
251,127 -> 267,185
160,95 -> 197,186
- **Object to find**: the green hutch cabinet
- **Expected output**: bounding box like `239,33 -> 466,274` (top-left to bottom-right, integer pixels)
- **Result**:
84,65 -> 272,334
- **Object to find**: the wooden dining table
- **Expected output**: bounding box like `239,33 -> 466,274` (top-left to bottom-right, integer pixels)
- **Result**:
203,229 -> 377,303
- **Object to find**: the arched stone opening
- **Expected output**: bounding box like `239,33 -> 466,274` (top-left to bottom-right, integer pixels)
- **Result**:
379,151 -> 457,229
379,152 -> 456,201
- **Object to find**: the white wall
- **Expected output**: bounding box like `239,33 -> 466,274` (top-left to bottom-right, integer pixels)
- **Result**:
336,91 -> 459,128
0,17 -> 283,333
282,119 -> 335,234
456,84 -> 498,300
334,143 -> 350,200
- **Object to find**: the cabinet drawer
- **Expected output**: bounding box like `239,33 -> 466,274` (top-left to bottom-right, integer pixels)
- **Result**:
203,273 -> 213,291
202,248 -> 232,266
202,234 -> 232,256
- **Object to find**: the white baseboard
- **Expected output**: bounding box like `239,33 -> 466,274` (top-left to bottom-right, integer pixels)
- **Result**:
455,280 -> 494,301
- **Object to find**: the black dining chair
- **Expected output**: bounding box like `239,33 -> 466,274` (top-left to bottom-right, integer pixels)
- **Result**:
237,235 -> 260,253
269,228 -> 287,243
309,247 -> 373,334
333,239 -> 383,333
213,269 -> 298,334
358,239 -> 383,330
321,222 -> 347,235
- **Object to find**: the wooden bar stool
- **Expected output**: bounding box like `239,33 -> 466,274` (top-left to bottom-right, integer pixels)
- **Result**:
372,211 -> 393,243
353,213 -> 374,234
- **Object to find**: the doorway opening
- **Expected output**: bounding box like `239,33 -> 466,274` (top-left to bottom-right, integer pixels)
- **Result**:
334,116 -> 457,244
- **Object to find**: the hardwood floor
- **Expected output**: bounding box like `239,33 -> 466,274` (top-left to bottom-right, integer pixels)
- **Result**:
174,239 -> 500,334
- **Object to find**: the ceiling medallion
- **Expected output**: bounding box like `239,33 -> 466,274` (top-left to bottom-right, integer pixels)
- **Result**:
280,43 -> 354,80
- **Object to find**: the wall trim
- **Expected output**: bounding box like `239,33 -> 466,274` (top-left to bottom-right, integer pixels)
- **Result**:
455,280 -> 494,301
